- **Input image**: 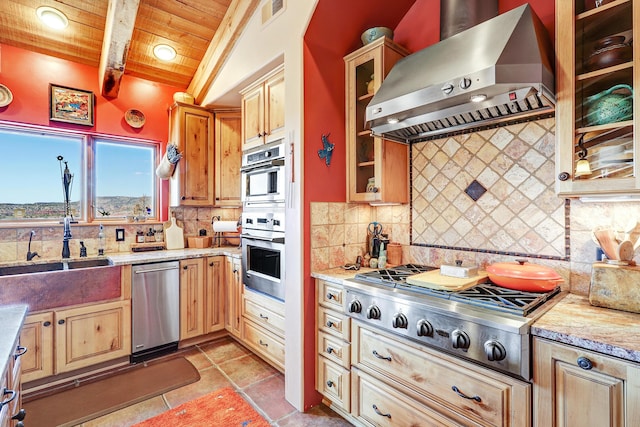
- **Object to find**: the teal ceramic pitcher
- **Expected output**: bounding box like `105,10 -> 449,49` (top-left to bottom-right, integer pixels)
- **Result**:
585,84 -> 634,126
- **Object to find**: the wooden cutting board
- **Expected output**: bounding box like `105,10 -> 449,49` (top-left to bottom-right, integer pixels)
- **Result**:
165,217 -> 185,250
406,269 -> 489,291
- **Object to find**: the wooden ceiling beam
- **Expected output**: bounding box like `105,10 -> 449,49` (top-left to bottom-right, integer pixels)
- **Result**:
187,0 -> 260,105
99,0 -> 141,98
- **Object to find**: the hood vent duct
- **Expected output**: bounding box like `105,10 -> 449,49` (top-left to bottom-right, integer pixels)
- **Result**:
440,0 -> 497,40
366,4 -> 555,144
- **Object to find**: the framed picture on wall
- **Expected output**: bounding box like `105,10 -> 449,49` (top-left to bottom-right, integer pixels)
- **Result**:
49,84 -> 94,126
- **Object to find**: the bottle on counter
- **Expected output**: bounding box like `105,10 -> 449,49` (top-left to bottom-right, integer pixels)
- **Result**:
378,243 -> 387,269
98,224 -> 105,256
136,231 -> 145,243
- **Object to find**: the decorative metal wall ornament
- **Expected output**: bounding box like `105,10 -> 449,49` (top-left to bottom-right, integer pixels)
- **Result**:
318,133 -> 334,166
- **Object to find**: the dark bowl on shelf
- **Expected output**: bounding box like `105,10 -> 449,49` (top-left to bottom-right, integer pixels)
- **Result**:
587,36 -> 632,72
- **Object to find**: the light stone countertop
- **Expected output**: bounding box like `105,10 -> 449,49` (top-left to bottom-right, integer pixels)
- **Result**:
312,269 -> 640,365
531,293 -> 640,363
107,246 -> 241,265
0,304 -> 27,384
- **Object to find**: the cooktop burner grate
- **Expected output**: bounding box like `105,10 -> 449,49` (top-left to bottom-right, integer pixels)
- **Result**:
355,264 -> 560,316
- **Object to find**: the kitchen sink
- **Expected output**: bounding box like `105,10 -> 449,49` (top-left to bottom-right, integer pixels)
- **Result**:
0,258 -> 112,276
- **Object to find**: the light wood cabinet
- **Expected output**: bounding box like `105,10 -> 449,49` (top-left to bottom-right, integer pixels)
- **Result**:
20,312 -> 54,383
180,256 -> 225,340
316,279 -> 352,413
240,66 -> 285,151
22,300 -> 131,381
180,258 -> 206,339
352,320 -> 530,427
344,37 -> 410,204
533,337 -> 640,427
242,288 -> 285,371
555,0 -> 639,197
55,300 -> 131,374
1,333 -> 26,427
169,103 -> 215,206
225,256 -> 243,338
214,110 -> 242,207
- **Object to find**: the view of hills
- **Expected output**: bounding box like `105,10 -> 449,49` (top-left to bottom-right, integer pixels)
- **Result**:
0,196 -> 151,220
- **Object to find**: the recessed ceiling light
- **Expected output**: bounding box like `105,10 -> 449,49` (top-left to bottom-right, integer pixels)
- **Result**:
153,44 -> 177,61
36,6 -> 69,30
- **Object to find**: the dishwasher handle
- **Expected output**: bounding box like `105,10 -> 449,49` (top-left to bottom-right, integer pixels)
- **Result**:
134,266 -> 178,274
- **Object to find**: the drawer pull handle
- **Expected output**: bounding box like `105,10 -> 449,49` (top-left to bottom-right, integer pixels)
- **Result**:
577,356 -> 593,370
259,339 -> 269,347
372,350 -> 391,362
451,385 -> 481,402
259,313 -> 269,320
326,380 -> 334,388
326,320 -> 334,328
14,345 -> 27,360
372,404 -> 391,418
11,409 -> 26,421
0,388 -> 16,407
326,346 -> 334,354
326,292 -> 335,300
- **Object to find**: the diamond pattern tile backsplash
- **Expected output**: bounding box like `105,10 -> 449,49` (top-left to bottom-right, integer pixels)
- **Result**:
412,118 -> 566,258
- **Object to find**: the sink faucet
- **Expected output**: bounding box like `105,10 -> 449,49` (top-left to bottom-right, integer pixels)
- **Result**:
26,230 -> 39,261
62,216 -> 72,259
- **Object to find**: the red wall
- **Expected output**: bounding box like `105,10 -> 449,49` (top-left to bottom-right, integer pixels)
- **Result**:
302,0 -> 556,410
0,44 -> 185,220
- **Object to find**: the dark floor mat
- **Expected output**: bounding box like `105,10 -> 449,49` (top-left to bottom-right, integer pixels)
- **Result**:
23,357 -> 200,427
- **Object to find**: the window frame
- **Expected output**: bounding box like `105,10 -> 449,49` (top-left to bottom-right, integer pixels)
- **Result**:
0,121 -> 162,226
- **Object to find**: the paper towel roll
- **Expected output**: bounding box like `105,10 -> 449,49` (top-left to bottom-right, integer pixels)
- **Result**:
213,221 -> 239,232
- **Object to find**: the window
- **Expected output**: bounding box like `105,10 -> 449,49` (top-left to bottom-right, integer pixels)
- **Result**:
0,124 -> 158,223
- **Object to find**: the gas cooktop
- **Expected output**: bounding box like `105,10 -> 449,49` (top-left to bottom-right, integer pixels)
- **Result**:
354,264 -> 560,317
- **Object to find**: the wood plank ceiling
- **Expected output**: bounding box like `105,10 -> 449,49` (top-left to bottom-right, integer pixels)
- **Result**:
0,0 -> 249,99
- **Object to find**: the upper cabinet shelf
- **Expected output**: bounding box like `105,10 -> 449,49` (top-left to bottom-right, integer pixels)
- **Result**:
555,0 -> 639,197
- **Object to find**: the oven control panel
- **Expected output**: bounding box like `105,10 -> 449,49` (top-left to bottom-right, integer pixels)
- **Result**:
343,284 -> 531,380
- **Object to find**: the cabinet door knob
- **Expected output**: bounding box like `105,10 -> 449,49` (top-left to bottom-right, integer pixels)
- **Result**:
326,380 -> 334,388
558,172 -> 570,181
209,262 -> 214,266
577,356 -> 593,370
181,196 -> 186,200
326,292 -> 335,300
58,319 -> 65,325
183,265 -> 188,270
326,346 -> 334,354
43,321 -> 51,327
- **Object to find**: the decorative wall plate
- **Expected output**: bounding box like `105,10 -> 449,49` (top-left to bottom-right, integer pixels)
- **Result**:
0,84 -> 14,107
125,108 -> 146,128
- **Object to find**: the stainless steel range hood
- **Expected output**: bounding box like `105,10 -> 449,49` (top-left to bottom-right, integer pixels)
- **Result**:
366,4 -> 555,143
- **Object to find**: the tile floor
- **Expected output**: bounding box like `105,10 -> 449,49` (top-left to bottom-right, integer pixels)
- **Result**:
76,337 -> 353,427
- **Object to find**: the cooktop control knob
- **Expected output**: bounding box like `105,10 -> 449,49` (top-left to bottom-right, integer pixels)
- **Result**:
348,300 -> 362,314
392,313 -> 408,329
459,77 -> 472,90
367,305 -> 381,320
451,329 -> 470,350
416,319 -> 433,337
484,340 -> 507,362
441,83 -> 454,95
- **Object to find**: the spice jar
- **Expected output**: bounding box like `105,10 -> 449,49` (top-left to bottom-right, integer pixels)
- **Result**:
136,231 -> 145,243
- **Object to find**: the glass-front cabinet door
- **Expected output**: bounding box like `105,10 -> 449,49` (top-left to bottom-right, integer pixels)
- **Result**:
556,0 -> 638,197
344,37 -> 410,203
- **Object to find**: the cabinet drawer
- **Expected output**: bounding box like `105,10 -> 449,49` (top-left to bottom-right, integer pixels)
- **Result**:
317,306 -> 350,341
354,321 -> 528,427
317,330 -> 350,368
317,356 -> 350,412
242,319 -> 284,371
317,280 -> 345,311
243,293 -> 284,337
353,368 -> 460,427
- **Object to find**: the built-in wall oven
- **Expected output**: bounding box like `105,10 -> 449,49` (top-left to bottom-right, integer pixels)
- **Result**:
241,208 -> 285,301
241,140 -> 285,205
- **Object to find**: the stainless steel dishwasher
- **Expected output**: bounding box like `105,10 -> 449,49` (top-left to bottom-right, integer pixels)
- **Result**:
131,261 -> 180,363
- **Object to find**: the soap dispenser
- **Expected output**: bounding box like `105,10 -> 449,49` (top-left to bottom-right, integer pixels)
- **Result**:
98,224 -> 105,256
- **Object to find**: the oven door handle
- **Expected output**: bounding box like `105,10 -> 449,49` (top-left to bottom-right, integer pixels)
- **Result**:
241,233 -> 285,244
241,158 -> 285,172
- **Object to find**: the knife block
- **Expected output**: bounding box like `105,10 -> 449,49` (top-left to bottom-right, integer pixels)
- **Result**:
589,262 -> 640,314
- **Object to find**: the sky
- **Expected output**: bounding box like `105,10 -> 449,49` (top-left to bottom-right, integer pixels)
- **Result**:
1,129 -> 154,204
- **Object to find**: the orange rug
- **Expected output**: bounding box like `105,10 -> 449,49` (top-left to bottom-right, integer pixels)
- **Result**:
133,387 -> 270,427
